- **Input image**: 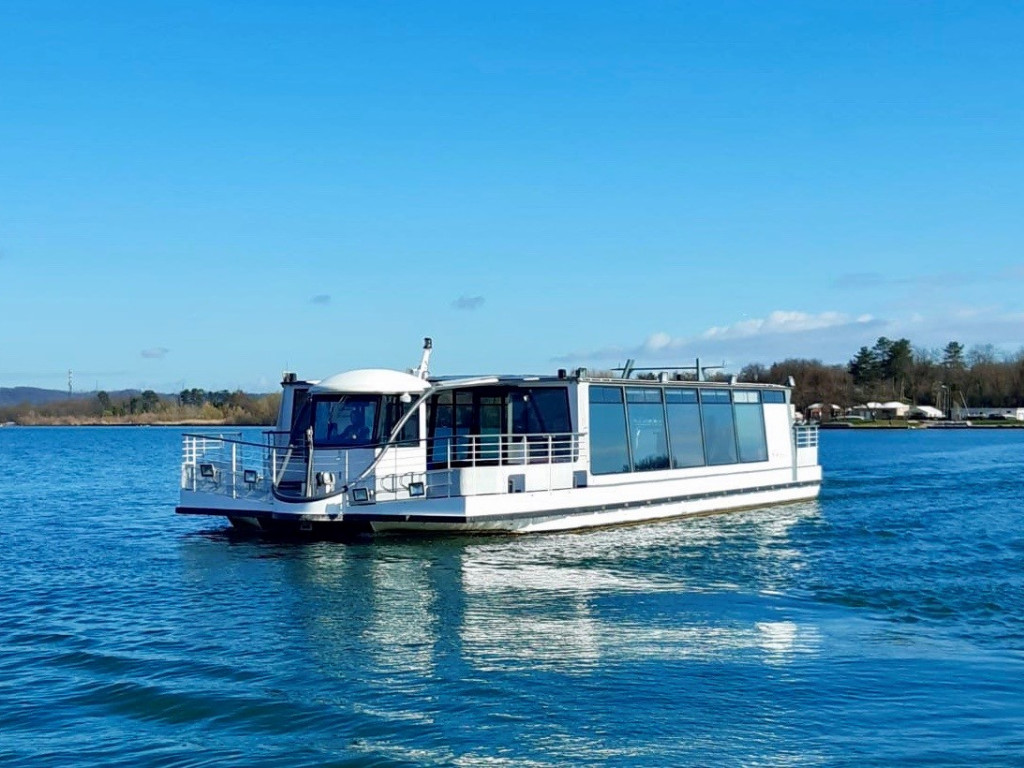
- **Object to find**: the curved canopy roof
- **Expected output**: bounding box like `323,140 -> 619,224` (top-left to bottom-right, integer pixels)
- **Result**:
310,368 -> 430,395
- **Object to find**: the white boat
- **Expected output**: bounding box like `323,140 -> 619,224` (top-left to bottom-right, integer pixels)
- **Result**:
177,339 -> 821,536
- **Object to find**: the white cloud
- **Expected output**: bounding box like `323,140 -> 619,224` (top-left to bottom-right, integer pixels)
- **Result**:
555,310 -> 882,366
700,310 -> 864,341
643,332 -> 673,352
555,305 -> 1024,368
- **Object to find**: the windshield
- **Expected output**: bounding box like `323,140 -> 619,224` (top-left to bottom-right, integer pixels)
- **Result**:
308,394 -> 380,448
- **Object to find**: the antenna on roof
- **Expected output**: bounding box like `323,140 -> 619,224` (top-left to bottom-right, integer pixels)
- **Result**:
413,337 -> 433,380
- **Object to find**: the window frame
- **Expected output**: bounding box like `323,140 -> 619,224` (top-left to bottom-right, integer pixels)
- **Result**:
587,385 -> 632,475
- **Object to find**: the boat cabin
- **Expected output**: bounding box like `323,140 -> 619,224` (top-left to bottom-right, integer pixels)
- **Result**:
268,365 -> 796,506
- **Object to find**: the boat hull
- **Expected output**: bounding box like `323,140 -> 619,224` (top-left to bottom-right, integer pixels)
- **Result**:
178,474 -> 821,537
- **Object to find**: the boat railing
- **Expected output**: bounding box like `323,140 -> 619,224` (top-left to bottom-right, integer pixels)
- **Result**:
385,432 -> 587,500
266,431 -> 587,486
181,432 -> 276,500
182,430 -> 588,501
423,432 -> 584,469
794,423 -> 819,449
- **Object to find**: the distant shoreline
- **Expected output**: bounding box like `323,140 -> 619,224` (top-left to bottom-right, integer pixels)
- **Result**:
819,422 -> 1024,430
1,419 -> 272,428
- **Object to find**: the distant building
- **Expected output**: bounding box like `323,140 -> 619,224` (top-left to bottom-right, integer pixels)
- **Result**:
849,401 -> 910,419
909,405 -> 944,420
879,401 -> 910,418
807,403 -> 841,421
958,407 -> 1024,421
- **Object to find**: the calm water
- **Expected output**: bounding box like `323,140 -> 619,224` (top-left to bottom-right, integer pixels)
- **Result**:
1,427 -> 1023,767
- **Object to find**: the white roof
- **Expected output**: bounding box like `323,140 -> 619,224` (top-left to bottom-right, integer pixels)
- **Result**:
911,405 -> 944,417
311,368 -> 430,395
881,401 -> 908,409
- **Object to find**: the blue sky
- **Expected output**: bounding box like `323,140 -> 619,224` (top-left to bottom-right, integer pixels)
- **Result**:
2,1 -> 1022,392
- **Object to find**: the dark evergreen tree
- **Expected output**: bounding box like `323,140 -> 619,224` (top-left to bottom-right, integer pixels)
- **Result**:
849,346 -> 879,385
942,341 -> 965,370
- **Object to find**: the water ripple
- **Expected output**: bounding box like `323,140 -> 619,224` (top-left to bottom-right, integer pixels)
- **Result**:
2,427 -> 1024,765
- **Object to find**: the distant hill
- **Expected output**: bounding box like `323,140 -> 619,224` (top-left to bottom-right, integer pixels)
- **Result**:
0,387 -> 142,407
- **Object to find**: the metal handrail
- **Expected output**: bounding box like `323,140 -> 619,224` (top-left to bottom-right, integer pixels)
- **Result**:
181,432 -> 265,451
182,430 -> 587,503
180,433 -> 274,500
424,432 -> 583,467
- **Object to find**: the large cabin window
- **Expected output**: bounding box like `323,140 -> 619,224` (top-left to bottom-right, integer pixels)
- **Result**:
289,397 -> 313,444
733,390 -> 768,462
426,386 -> 570,468
477,394 -> 504,462
512,388 -> 572,434
453,391 -> 475,462
665,388 -> 705,468
289,387 -> 311,434
311,395 -> 379,448
588,384 -> 774,475
431,389 -> 508,465
700,389 -> 738,465
381,395 -> 420,446
428,391 -> 455,465
625,387 -> 669,471
589,386 -> 631,475
513,387 -> 572,462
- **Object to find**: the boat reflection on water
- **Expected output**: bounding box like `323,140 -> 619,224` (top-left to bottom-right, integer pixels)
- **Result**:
177,501 -> 822,763
456,501 -> 822,674
252,500 -> 824,681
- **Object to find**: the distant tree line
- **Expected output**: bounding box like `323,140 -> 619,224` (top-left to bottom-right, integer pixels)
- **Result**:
739,337 -> 1024,417
1,388 -> 281,426
177,388 -> 265,410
